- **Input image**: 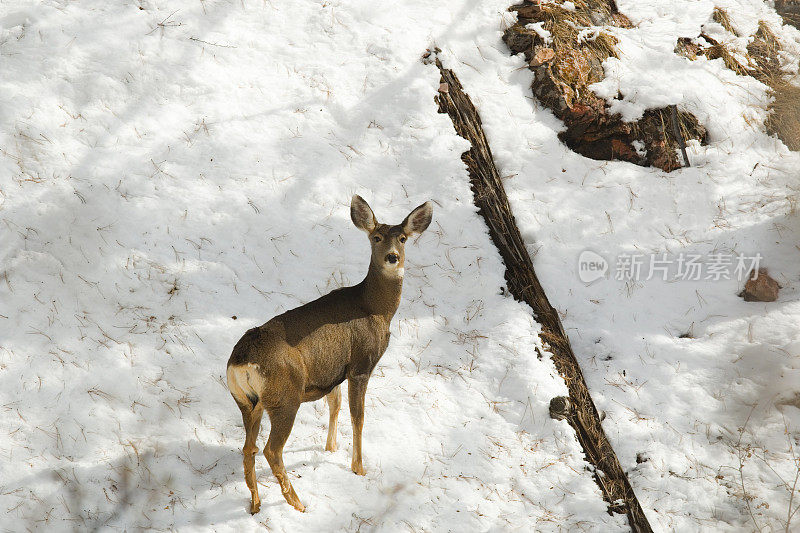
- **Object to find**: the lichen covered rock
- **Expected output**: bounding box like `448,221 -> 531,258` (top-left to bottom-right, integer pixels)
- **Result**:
503,1 -> 708,171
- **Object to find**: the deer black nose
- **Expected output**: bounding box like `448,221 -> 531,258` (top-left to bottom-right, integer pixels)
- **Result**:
386,253 -> 399,264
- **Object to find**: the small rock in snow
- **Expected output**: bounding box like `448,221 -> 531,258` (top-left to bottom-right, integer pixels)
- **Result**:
740,268 -> 780,302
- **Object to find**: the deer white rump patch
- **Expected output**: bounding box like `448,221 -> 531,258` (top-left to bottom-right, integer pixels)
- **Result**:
227,363 -> 264,407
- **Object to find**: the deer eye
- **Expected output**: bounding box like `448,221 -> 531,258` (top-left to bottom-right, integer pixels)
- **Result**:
372,235 -> 382,242
399,235 -> 407,243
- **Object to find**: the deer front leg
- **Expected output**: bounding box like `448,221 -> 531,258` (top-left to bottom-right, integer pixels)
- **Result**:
325,385 -> 341,452
347,376 -> 368,475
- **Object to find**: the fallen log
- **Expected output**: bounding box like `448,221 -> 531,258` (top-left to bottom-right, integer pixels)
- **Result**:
433,57 -> 653,533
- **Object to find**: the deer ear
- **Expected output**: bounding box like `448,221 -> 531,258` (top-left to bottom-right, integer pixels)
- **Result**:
401,201 -> 433,236
351,195 -> 377,233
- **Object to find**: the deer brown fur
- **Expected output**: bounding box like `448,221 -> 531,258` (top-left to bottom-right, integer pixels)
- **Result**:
227,195 -> 433,513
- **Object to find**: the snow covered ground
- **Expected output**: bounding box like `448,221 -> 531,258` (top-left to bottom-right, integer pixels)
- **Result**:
2,0 -> 799,531
0,1 -> 621,531
434,0 -> 800,530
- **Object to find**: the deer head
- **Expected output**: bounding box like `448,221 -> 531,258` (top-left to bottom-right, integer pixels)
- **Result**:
350,195 -> 433,276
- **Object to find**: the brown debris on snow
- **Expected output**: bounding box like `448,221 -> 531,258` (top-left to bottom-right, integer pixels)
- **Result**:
674,37 -> 704,60
503,0 -> 708,171
740,268 -> 780,302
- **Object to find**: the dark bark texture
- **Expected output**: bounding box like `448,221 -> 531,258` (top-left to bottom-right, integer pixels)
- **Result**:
433,58 -> 654,533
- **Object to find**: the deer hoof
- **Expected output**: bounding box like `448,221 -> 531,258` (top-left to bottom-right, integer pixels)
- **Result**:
292,501 -> 306,512
250,499 -> 261,514
325,442 -> 337,452
351,464 -> 366,476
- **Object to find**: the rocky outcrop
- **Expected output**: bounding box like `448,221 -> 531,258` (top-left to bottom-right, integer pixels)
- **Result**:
504,1 -> 707,171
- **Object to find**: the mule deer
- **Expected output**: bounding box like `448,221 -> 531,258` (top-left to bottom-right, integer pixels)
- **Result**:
226,195 -> 433,513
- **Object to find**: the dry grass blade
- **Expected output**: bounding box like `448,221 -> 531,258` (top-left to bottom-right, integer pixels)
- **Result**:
748,21 -> 800,151
712,7 -> 738,36
701,34 -> 750,76
695,15 -> 800,152
776,0 -> 800,30
766,79 -> 800,150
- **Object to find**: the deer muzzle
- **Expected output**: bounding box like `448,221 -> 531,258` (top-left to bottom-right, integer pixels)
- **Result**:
385,252 -> 399,264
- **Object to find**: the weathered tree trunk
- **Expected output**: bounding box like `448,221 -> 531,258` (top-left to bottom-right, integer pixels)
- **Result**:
434,58 -> 653,533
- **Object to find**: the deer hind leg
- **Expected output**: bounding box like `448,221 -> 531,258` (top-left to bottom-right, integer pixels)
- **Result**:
348,376 -> 368,476
325,385 -> 341,452
237,400 -> 264,514
264,404 -> 305,512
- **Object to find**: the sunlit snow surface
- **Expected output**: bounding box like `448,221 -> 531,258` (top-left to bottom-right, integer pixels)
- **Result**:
447,0 -> 800,530
1,0 -> 799,531
0,1 -> 618,531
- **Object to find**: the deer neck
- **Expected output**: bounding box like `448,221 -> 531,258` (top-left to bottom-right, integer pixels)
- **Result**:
360,263 -> 403,318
